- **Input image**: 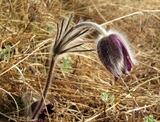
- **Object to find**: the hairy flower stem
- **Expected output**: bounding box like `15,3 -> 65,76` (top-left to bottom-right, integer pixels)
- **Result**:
77,22 -> 107,36
32,54 -> 57,120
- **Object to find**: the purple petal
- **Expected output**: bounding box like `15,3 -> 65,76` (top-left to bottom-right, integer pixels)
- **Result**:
121,45 -> 132,72
97,30 -> 136,78
118,37 -> 134,72
97,34 -> 124,77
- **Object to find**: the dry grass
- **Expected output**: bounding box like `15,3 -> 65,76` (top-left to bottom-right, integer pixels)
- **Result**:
0,0 -> 160,122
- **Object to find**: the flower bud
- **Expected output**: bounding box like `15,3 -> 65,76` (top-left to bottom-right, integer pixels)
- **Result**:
97,31 -> 136,79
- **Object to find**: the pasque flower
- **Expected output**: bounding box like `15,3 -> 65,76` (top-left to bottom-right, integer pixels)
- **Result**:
76,22 -> 136,79
97,31 -> 136,78
32,16 -> 136,120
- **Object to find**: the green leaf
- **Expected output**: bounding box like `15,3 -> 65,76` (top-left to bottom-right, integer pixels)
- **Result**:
100,92 -> 115,104
0,45 -> 12,61
46,22 -> 54,33
100,92 -> 109,103
144,115 -> 156,122
61,57 -> 72,73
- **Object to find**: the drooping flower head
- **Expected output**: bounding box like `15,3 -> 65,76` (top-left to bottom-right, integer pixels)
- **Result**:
97,30 -> 136,79
74,21 -> 136,79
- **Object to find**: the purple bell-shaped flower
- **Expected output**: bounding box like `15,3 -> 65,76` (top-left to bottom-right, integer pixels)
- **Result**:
97,31 -> 136,79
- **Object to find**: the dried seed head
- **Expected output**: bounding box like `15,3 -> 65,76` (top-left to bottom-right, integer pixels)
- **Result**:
97,30 -> 136,78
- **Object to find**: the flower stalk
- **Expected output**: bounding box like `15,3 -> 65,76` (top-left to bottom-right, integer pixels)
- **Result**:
32,54 -> 57,120
76,22 -> 107,36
